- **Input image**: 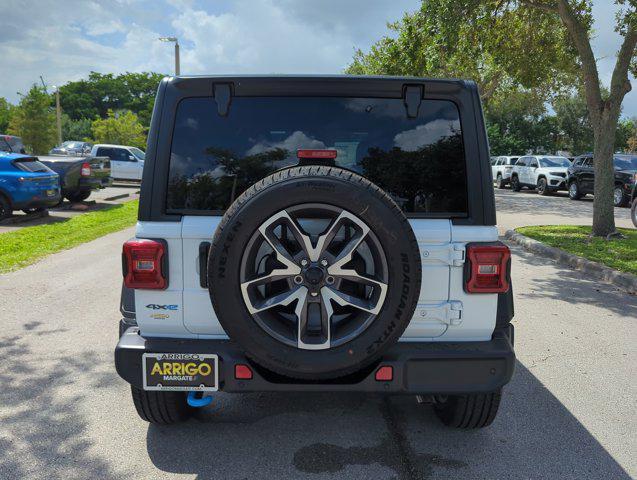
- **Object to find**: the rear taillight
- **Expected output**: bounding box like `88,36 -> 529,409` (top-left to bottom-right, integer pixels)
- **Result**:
122,239 -> 167,289
465,244 -> 510,293
80,162 -> 91,177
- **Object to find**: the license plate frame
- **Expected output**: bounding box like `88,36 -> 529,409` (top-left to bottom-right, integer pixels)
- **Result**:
142,353 -> 219,392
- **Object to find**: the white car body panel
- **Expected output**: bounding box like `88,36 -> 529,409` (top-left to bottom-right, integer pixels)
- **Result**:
90,144 -> 145,181
134,218 -> 500,342
491,156 -> 519,183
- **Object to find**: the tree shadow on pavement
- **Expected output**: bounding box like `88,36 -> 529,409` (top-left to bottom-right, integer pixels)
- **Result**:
495,189 -> 632,222
508,243 -> 637,318
0,334 -> 121,480
144,360 -> 631,480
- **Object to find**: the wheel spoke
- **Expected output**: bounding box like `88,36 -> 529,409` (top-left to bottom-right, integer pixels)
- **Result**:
242,284 -> 307,315
258,210 -> 313,262
332,268 -> 388,294
321,282 -> 386,315
296,294 -> 331,350
315,210 -> 370,264
240,264 -> 299,300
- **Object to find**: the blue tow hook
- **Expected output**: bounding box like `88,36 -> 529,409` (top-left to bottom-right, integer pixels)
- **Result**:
187,391 -> 212,408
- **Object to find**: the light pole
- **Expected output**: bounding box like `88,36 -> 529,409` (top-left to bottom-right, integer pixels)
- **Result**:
159,36 -> 180,76
52,85 -> 62,145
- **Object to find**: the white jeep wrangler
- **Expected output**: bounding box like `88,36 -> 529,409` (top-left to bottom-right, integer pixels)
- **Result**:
115,75 -> 515,429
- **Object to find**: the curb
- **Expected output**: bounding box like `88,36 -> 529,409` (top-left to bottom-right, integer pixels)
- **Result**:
504,230 -> 637,295
104,193 -> 130,201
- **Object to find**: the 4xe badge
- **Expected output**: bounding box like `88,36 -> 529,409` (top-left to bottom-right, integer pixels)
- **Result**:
145,304 -> 178,310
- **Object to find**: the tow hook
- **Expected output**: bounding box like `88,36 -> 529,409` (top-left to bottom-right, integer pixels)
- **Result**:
187,391 -> 213,408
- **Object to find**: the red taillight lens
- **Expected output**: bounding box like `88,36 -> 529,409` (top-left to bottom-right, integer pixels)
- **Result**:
465,244 -> 510,293
122,239 -> 167,289
297,149 -> 338,159
375,366 -> 393,381
80,162 -> 91,177
234,364 -> 253,380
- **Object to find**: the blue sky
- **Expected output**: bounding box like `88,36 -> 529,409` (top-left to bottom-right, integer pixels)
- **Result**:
0,0 -> 635,117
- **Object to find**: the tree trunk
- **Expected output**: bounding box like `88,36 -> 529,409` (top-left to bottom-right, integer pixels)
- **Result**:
591,112 -> 618,236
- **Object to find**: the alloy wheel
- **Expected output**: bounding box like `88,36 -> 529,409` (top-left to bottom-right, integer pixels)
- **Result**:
239,204 -> 388,350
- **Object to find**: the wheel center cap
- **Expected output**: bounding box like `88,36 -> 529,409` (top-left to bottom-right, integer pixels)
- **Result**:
304,266 -> 324,285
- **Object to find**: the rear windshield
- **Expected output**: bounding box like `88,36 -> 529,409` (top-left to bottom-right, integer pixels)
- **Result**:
167,97 -> 468,216
614,156 -> 637,170
14,158 -> 50,172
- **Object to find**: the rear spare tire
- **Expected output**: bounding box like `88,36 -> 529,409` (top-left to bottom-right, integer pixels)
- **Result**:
208,166 -> 421,380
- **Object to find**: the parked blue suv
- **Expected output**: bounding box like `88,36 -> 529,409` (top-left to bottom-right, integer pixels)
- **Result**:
0,152 -> 61,219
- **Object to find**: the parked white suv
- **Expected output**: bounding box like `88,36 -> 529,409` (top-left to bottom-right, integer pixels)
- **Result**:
491,156 -> 519,189
90,144 -> 145,181
510,155 -> 570,195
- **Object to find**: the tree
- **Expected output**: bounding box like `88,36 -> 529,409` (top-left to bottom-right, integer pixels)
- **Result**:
520,0 -> 636,236
0,97 -> 14,133
552,91 -> 594,154
8,85 -> 56,154
91,109 -> 146,149
626,118 -> 637,151
346,0 -> 580,108
350,0 -> 636,236
615,117 -> 636,151
61,115 -> 93,142
485,90 -> 559,154
58,72 -> 165,127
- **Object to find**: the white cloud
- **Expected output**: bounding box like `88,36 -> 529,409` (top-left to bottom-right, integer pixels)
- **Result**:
246,131 -> 326,156
0,0 -> 634,120
393,119 -> 459,151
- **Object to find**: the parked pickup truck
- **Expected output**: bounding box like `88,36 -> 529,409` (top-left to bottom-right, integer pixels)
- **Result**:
38,155 -> 112,202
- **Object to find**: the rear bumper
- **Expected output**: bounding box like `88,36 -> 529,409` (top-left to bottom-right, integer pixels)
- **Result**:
115,324 -> 515,395
78,176 -> 112,190
12,191 -> 61,209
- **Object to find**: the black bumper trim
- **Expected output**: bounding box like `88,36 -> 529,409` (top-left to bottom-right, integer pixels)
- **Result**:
115,325 -> 515,394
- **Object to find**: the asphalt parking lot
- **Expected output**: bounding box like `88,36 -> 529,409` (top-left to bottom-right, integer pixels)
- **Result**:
494,188 -> 634,233
0,228 -> 634,479
0,189 -> 635,479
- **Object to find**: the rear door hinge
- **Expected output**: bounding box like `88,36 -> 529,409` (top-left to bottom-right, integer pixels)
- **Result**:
414,301 -> 463,326
420,243 -> 465,266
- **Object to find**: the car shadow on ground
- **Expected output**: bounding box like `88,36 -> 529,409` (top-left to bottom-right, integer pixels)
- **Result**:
143,359 -> 631,480
507,243 -> 637,317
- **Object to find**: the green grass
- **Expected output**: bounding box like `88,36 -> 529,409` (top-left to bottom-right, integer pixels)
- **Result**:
516,225 -> 637,276
0,200 -> 138,274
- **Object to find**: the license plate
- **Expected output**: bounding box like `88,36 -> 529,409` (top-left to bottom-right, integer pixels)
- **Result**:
45,189 -> 56,197
142,353 -> 218,392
